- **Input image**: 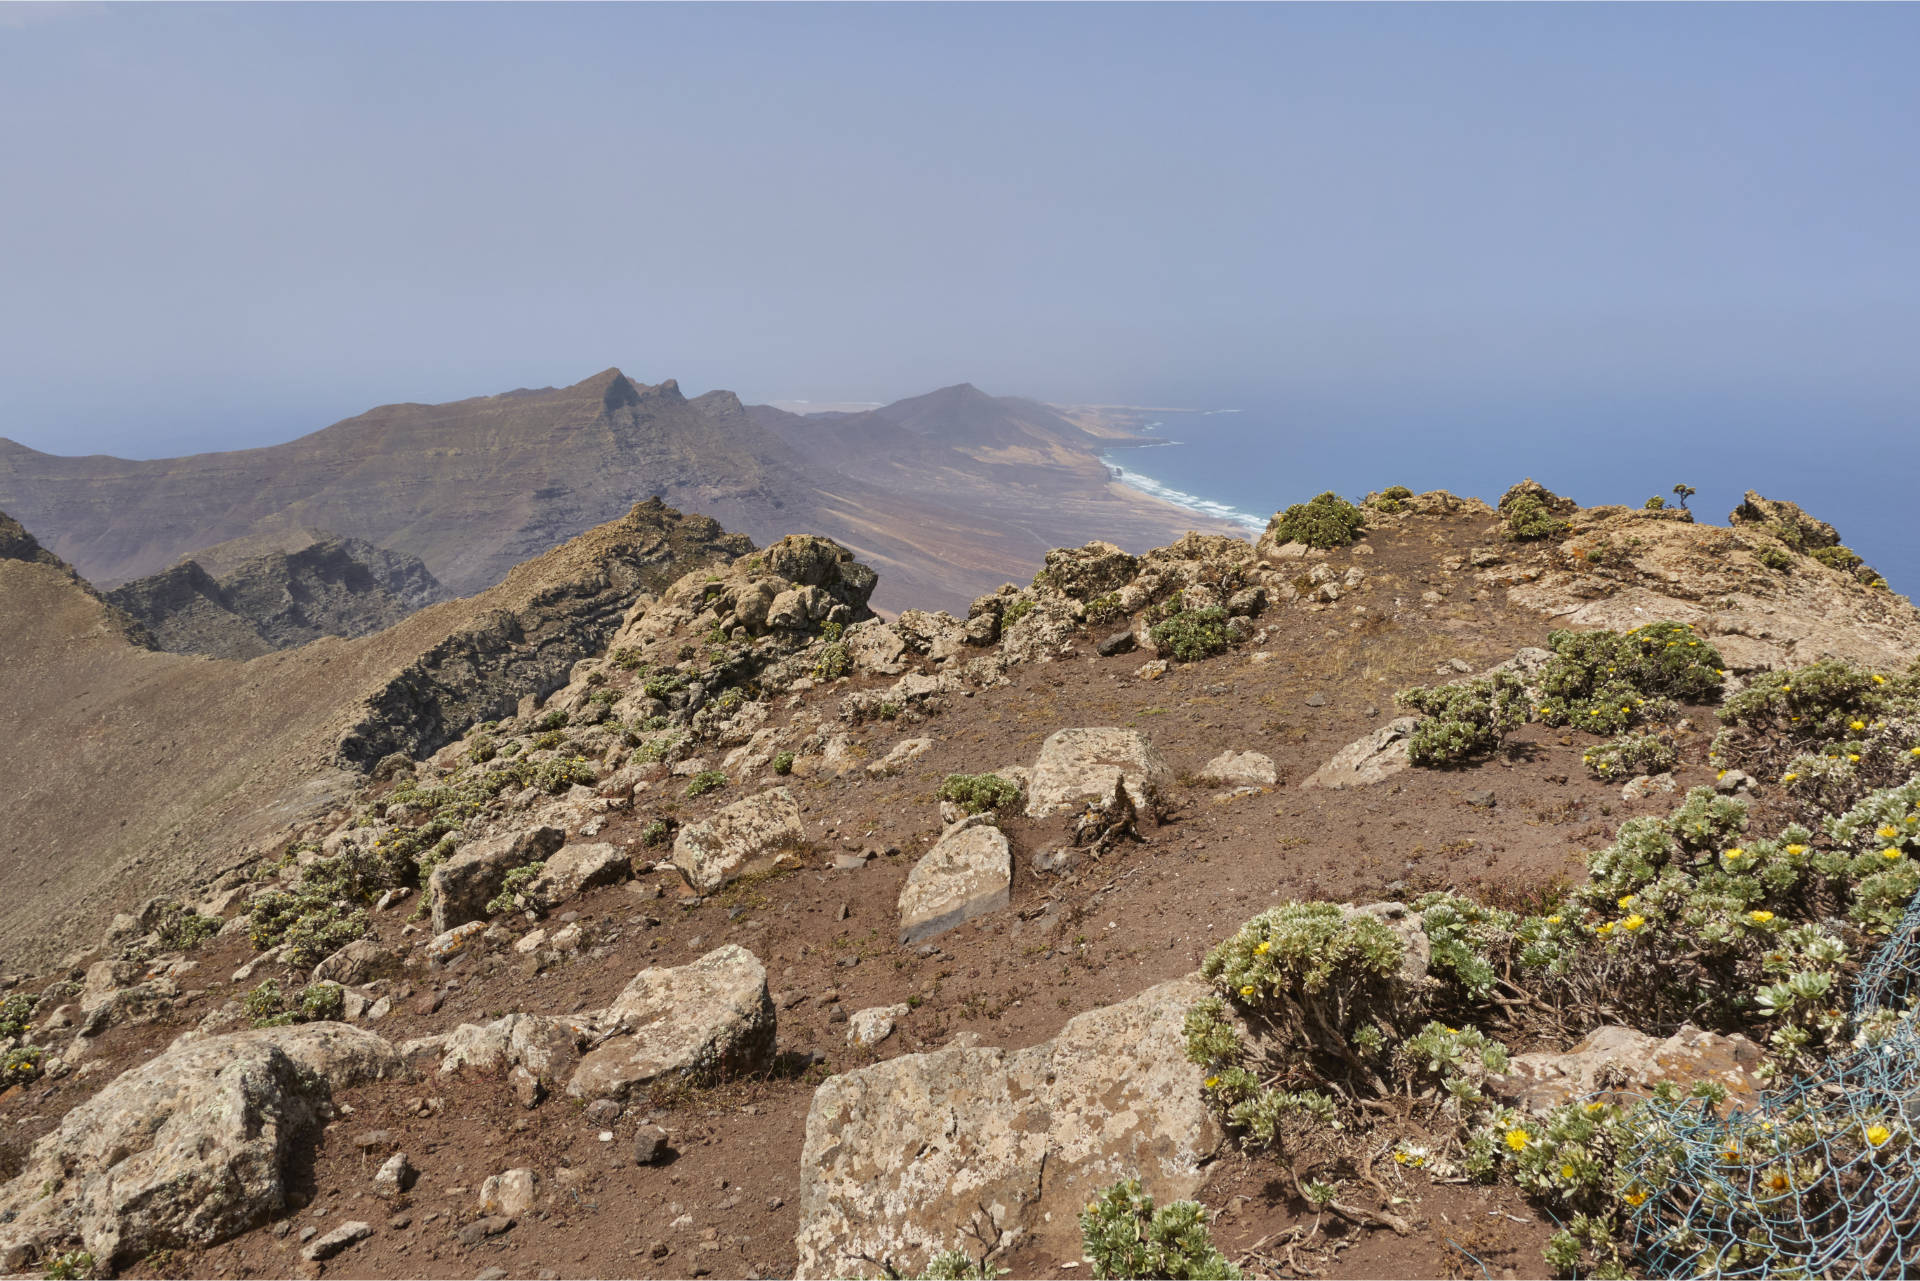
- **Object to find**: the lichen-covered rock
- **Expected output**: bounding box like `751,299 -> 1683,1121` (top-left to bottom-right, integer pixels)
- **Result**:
897,825 -> 1012,944
1024,728 -> 1170,819
429,825 -> 564,934
1039,541 -> 1138,600
866,737 -> 933,778
478,1168 -> 541,1217
311,938 -> 390,986
1488,1024 -> 1767,1113
523,841 -> 630,910
1300,717 -> 1420,790
1198,750 -> 1276,787
0,1023 -> 402,1271
566,945 -> 775,1100
408,1011 -> 590,1081
671,787 -> 804,893
793,977 -> 1219,1278
894,610 -> 969,662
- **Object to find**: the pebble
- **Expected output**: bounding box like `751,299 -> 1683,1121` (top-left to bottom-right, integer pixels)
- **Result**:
301,1220 -> 372,1262
633,1123 -> 671,1166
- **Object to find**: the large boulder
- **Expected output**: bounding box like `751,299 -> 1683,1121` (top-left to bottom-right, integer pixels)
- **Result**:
0,1024 -> 403,1271
567,945 -> 776,1101
671,788 -> 805,893
1300,718 -> 1420,790
897,825 -> 1012,944
1488,1024 -> 1768,1113
793,977 -> 1218,1278
1025,728 -> 1171,819
428,825 -> 564,934
1040,541 -> 1139,600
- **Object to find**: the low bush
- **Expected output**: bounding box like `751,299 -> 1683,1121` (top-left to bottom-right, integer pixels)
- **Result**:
1582,732 -> 1678,781
0,1045 -> 44,1089
1269,491 -> 1365,549
1756,544 -> 1794,572
1501,494 -> 1567,542
936,773 -> 1023,815
1085,593 -> 1125,625
771,750 -> 796,776
0,993 -> 31,1040
1079,1179 -> 1240,1281
684,770 -> 729,798
1396,670 -> 1529,766
245,979 -> 346,1028
1148,607 -> 1230,663
640,818 -> 673,848
643,672 -> 686,699
534,708 -> 569,731
1000,599 -> 1035,628
485,861 -> 545,916
811,642 -> 852,682
1367,484 -> 1415,514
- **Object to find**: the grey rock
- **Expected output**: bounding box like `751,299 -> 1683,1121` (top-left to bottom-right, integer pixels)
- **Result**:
1095,631 -> 1136,657
567,945 -> 775,1101
1300,717 -> 1420,791
478,1168 -> 540,1218
633,1124 -> 671,1166
313,938 -> 390,986
1024,728 -> 1171,820
302,1220 -> 373,1262
374,1152 -> 417,1199
671,788 -> 805,893
846,1004 -> 910,1048
897,826 -> 1012,945
1197,750 -> 1276,787
523,842 -> 631,911
429,826 -> 565,934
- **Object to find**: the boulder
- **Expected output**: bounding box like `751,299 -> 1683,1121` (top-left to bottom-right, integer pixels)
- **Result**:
1198,751 -> 1276,788
567,945 -> 776,1101
523,842 -> 630,909
478,1168 -> 540,1218
1622,772 -> 1678,802
414,1012 -> 589,1082
842,620 -> 909,675
1489,1024 -> 1768,1113
671,788 -> 805,893
894,610 -> 969,662
847,1004 -> 910,1048
373,1152 -> 416,1199
0,1023 -> 402,1270
793,977 -> 1218,1278
1300,718 -> 1420,790
1024,728 -> 1171,819
428,825 -> 564,934
311,938 -> 391,986
1040,541 -> 1138,600
898,826 -> 1013,944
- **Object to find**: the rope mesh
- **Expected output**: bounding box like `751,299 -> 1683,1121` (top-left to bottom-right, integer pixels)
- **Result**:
1619,894 -> 1920,1277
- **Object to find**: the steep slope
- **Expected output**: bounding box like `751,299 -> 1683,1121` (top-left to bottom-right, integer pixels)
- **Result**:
0,500 -> 749,969
0,371 -> 1232,615
107,537 -> 448,659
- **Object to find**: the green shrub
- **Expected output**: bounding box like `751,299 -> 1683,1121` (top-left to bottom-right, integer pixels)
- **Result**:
530,730 -> 566,751
1397,670 -> 1528,766
1269,491 -> 1365,549
485,861 -> 546,915
936,773 -> 1023,815
632,732 -> 682,764
684,770 -> 729,798
917,1250 -> 1003,1280
466,733 -> 498,764
1001,599 -> 1034,628
298,981 -> 345,1022
713,686 -> 749,716
1643,495 -> 1666,510
1582,732 -> 1679,781
1720,658 -> 1897,740
1368,484 -> 1415,513
1532,622 -> 1724,732
0,993 -> 32,1040
534,708 -> 570,731
1085,593 -> 1125,625
811,642 -> 852,682
771,751 -> 796,776
610,646 -> 646,671
1756,544 -> 1794,572
245,979 -> 344,1027
40,1250 -> 95,1281
247,892 -> 369,970
150,902 -> 221,952
1501,494 -> 1567,542
1149,607 -> 1230,663
640,818 -> 673,848
243,979 -> 290,1026
643,672 -> 686,699
1079,1179 -> 1240,1280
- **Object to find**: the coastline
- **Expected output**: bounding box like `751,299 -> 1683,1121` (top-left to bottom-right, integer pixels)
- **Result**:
1099,443 -> 1268,537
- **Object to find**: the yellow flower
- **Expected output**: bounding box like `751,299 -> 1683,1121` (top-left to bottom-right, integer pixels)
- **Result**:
1782,773 -> 1798,782
1867,1124 -> 1893,1147
1505,1128 -> 1531,1151
1618,894 -> 1637,909
1622,914 -> 1646,931
1724,848 -> 1745,861
1546,914 -> 1562,924
1884,848 -> 1904,861
1595,922 -> 1615,936
1585,1101 -> 1607,1113
1204,1075 -> 1219,1088
1255,941 -> 1271,955
1723,1143 -> 1742,1161
1623,1189 -> 1650,1207
1852,720 -> 1868,731
1849,754 -> 1861,763
1239,985 -> 1256,997
1786,844 -> 1807,855
1394,1150 -> 1408,1164
1716,669 -> 1726,676
1911,747 -> 1920,758
1749,910 -> 1775,924
1878,826 -> 1900,841
1873,674 -> 1887,684
1561,1164 -> 1577,1180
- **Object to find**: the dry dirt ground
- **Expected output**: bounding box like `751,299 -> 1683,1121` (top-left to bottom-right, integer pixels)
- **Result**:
2,511 -> 1741,1279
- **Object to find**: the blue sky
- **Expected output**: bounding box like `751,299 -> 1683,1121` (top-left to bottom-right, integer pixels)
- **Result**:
3,4 -> 1917,558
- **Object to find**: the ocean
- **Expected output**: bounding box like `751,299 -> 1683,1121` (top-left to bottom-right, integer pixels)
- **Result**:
1101,401 -> 1920,597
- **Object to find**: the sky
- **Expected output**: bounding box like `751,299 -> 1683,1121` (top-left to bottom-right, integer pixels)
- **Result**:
3,3 -> 1918,578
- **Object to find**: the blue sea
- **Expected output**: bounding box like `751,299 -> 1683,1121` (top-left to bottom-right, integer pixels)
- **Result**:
1102,398 -> 1920,597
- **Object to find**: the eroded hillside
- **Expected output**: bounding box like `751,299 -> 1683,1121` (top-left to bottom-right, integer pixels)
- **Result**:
3,483 -> 1919,1281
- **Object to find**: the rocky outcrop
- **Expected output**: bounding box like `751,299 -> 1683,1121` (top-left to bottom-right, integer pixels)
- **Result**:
1025,728 -> 1171,819
793,977 -> 1218,1278
1301,718 -> 1420,790
567,945 -> 776,1101
671,788 -> 805,893
897,825 -> 1013,944
522,841 -> 630,910
428,825 -> 564,934
0,1023 -> 403,1271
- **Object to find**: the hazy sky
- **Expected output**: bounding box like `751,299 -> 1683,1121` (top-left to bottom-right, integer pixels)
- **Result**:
3,2 -> 1917,461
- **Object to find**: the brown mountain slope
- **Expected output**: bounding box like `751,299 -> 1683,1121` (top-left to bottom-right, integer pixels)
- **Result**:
0,500 -> 749,969
0,371 -> 1232,615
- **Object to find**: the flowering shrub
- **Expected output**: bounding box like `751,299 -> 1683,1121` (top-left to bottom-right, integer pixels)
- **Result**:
0,993 -> 31,1040
1582,732 -> 1678,781
1532,622 -> 1722,732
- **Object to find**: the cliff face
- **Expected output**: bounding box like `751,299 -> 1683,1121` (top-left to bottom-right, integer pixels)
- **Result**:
107,537 -> 450,659
0,371 -> 1233,614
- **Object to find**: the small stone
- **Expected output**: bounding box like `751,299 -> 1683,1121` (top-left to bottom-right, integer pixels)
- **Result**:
1304,692 -> 1327,707
515,929 -> 548,954
1466,789 -> 1496,809
479,1168 -> 540,1217
387,1213 -> 411,1229
373,1151 -> 417,1199
512,1064 -> 545,1109
633,1123 -> 671,1165
550,922 -> 584,952
455,1216 -> 516,1247
301,1220 -> 372,1262
476,1268 -> 509,1281
1095,631 -> 1135,657
585,1098 -> 623,1126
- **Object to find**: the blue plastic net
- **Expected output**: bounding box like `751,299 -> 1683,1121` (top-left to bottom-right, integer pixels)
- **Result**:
1617,894 -> 1920,1277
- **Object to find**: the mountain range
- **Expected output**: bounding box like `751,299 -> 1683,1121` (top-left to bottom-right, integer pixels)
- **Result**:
0,371 -> 1226,615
